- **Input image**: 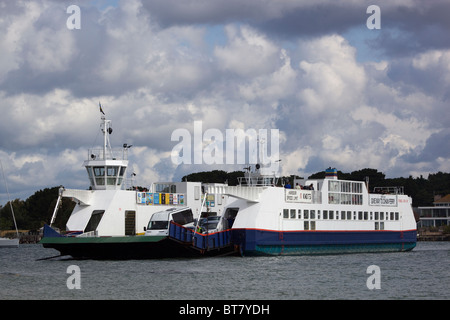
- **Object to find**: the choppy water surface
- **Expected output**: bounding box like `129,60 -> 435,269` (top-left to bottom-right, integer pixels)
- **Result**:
0,242 -> 448,300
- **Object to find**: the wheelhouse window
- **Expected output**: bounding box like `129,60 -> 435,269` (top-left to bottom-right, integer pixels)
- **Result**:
117,166 -> 126,185
93,166 -> 105,185
86,167 -> 95,186
107,166 -> 118,185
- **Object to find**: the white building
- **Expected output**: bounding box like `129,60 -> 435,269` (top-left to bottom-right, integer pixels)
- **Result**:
417,194 -> 450,228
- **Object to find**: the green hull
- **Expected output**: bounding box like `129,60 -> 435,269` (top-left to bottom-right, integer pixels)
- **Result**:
40,235 -> 201,259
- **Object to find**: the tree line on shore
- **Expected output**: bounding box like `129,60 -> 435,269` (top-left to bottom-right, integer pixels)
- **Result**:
1,168 -> 449,232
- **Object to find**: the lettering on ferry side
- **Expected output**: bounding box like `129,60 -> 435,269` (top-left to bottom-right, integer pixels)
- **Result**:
366,265 -> 381,290
285,190 -> 312,203
369,194 -> 397,206
66,265 -> 81,289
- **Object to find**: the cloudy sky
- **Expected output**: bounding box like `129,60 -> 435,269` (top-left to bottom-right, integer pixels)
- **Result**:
1,0 -> 449,203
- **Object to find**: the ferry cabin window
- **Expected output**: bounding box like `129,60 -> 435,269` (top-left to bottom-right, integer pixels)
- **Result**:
310,210 -> 315,219
352,195 -> 362,205
395,212 -> 399,220
329,181 -> 340,192
352,182 -> 362,193
156,184 -> 176,193
328,181 -> 363,205
341,194 -> 352,205
341,211 -> 346,220
323,210 -> 328,219
329,211 -> 334,220
283,209 -> 289,219
84,210 -> 105,233
358,211 -> 363,220
304,210 -> 309,219
380,222 -> 384,230
375,212 -> 379,220
380,212 -> 384,220
297,209 -> 302,219
347,211 -> 351,220
310,221 -> 316,230
375,222 -> 379,230
290,209 -> 296,219
329,193 -> 340,204
341,182 -> 351,193
304,221 -> 309,230
364,212 -> 368,220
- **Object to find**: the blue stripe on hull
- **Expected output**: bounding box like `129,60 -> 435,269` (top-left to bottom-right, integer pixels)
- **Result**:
232,229 -> 417,256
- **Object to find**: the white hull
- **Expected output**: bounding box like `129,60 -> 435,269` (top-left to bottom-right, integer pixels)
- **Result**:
0,237 -> 19,248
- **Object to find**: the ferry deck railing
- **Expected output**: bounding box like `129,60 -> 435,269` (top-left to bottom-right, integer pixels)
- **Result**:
373,186 -> 404,195
87,147 -> 129,161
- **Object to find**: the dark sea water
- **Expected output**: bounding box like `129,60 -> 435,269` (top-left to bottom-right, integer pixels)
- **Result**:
0,242 -> 449,301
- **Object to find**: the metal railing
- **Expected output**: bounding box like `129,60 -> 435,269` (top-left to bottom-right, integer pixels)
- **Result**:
373,186 -> 404,195
87,147 -> 129,161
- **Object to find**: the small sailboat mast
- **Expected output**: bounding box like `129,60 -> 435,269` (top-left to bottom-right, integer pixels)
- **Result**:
0,159 -> 19,247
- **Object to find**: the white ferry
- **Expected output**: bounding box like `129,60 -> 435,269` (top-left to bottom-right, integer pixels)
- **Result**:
209,167 -> 417,256
40,114 -> 229,259
41,113 -> 417,259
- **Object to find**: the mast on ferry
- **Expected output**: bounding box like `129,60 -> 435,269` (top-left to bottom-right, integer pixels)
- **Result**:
242,137 -> 280,187
83,103 -> 130,190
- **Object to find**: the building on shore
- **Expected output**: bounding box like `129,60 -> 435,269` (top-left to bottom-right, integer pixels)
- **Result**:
417,194 -> 450,228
